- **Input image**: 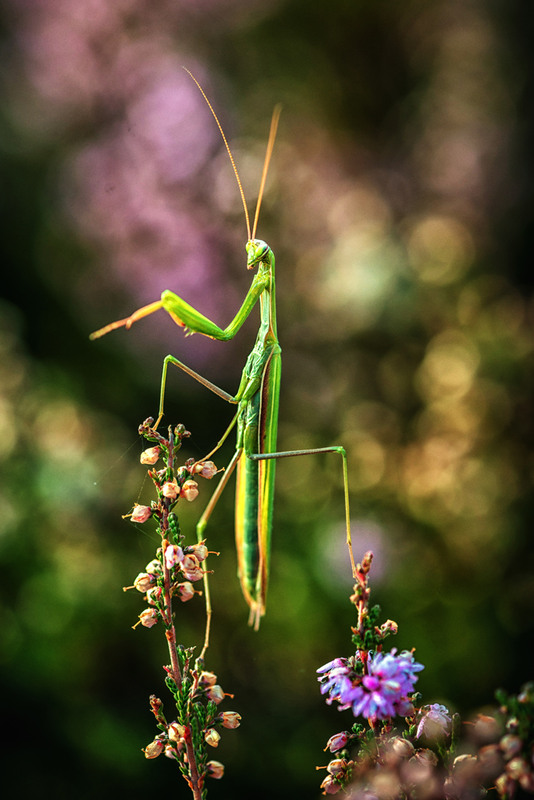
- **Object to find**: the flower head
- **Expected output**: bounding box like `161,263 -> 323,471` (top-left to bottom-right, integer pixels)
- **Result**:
318,649 -> 424,722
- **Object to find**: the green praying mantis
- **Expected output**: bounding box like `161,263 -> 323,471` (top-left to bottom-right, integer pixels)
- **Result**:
91,70 -> 356,636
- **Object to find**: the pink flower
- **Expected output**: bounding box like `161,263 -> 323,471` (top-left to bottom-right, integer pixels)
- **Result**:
207,760 -> 224,779
165,544 -> 184,570
173,582 -> 195,602
162,479 -> 180,499
130,504 -> 151,523
138,608 -> 158,628
140,446 -> 160,465
325,732 -> 350,753
143,738 -> 164,758
192,460 -> 218,479
218,712 -> 241,729
180,480 -> 199,501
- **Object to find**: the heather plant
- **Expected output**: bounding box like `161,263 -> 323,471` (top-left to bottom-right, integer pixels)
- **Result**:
316,553 -> 534,799
123,418 -> 240,800
118,419 -> 534,800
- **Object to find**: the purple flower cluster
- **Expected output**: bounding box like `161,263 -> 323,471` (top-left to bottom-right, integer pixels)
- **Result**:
318,649 -> 424,721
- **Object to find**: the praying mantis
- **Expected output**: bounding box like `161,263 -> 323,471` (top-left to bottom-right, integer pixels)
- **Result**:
91,69 -> 356,634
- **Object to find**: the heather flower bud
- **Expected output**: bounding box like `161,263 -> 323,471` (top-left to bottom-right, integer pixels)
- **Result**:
380,619 -> 398,635
143,738 -> 164,759
473,714 -> 501,743
133,572 -> 155,593
162,479 -> 180,500
320,774 -> 341,795
187,542 -> 209,561
207,685 -> 225,704
390,737 -> 415,759
325,732 -> 349,753
181,552 -> 204,582
361,551 -> 373,572
173,582 -> 195,602
506,757 -> 529,780
500,735 -> 523,760
146,587 -> 162,606
140,446 -> 160,465
165,544 -> 184,570
207,760 -> 224,779
200,671 -> 218,686
520,772 -> 534,792
193,460 -> 218,479
416,704 -> 452,740
145,559 -> 162,575
327,758 -> 348,776
130,504 -> 152,523
496,772 -> 516,797
181,480 -> 199,501
205,728 -> 221,747
182,554 -> 200,571
218,712 -> 241,729
138,608 -> 158,628
182,566 -> 204,582
168,722 -> 187,743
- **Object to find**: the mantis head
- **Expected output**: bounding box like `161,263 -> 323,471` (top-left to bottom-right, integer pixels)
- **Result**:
246,239 -> 271,270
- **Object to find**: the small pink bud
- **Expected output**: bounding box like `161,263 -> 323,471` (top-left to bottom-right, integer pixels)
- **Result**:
207,760 -> 224,779
133,573 -> 155,593
325,732 -> 349,753
501,735 -> 523,760
187,542 -> 209,561
165,544 -> 184,570
173,582 -> 195,602
182,566 -> 204,582
496,772 -> 517,797
140,446 -> 160,465
143,738 -> 164,759
327,758 -> 348,776
130,504 -> 152,523
205,728 -> 221,747
207,685 -> 225,704
182,553 -> 200,572
193,460 -> 218,479
390,737 -> 415,759
506,757 -> 529,780
200,671 -> 218,686
520,773 -> 534,792
380,619 -> 399,635
138,608 -> 158,628
164,744 -> 179,759
181,480 -> 199,501
146,587 -> 162,606
162,479 -> 180,499
320,775 -> 341,795
219,712 -> 241,729
145,559 -> 162,575
181,553 -> 203,581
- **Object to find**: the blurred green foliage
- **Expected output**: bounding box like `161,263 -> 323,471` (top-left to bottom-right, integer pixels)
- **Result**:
1,1 -> 533,798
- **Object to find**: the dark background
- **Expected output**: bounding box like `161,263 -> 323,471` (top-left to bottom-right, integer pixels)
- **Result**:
1,1 -> 533,797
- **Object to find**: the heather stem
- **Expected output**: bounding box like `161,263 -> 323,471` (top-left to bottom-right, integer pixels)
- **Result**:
159,428 -> 204,799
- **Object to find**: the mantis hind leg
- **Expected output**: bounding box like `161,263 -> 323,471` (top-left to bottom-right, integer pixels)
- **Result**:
248,445 -> 356,581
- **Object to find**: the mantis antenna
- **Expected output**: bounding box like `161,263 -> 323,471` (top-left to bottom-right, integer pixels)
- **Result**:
182,67 -> 280,243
